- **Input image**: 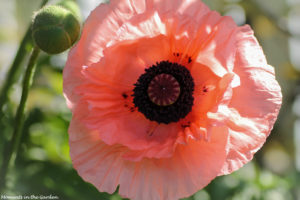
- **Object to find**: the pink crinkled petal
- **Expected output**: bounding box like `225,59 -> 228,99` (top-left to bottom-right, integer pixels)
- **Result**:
216,25 -> 282,174
194,12 -> 238,77
73,97 -> 181,160
63,0 -> 148,109
69,118 -> 229,200
145,0 -> 210,20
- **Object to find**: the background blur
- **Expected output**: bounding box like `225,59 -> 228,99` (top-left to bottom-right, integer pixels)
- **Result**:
0,0 -> 299,199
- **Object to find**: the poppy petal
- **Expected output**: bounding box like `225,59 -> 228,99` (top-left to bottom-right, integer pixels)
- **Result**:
210,26 -> 282,174
69,118 -> 229,200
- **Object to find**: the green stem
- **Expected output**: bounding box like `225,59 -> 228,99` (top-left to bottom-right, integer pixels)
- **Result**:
0,46 -> 40,192
0,0 -> 48,121
0,29 -> 31,120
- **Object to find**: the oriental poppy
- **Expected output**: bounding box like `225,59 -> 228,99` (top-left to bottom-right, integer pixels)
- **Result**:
63,0 -> 282,199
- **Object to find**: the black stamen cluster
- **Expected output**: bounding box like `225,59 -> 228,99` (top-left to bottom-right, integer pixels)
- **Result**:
133,61 -> 194,124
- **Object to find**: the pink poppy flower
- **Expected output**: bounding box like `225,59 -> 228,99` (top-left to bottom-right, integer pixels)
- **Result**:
63,0 -> 282,199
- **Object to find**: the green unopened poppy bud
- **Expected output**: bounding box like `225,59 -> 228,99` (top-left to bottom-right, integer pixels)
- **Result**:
32,5 -> 80,54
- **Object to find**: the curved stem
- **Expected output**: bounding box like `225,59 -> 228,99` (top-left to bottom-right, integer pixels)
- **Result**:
0,29 -> 32,120
0,46 -> 40,192
0,0 -> 48,121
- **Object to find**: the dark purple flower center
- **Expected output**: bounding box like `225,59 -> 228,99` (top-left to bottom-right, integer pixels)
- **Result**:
133,61 -> 194,124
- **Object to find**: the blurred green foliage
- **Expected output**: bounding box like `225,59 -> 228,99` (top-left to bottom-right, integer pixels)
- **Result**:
0,0 -> 300,199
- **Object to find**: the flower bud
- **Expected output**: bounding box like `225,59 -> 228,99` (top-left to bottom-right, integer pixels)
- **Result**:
32,5 -> 80,54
